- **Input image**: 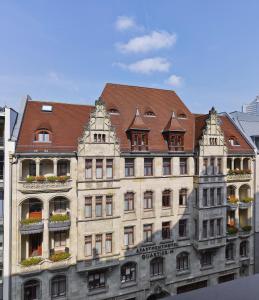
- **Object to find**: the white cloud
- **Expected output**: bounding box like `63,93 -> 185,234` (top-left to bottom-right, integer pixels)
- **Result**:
115,57 -> 171,74
117,31 -> 176,54
115,16 -> 138,31
165,74 -> 183,87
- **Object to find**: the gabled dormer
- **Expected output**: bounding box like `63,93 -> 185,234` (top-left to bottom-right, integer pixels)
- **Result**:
127,108 -> 150,151
163,112 -> 185,151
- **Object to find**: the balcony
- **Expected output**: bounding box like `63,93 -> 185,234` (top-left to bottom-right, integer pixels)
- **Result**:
20,219 -> 44,235
226,170 -> 251,182
48,214 -> 71,232
193,237 -> 226,251
76,257 -> 120,272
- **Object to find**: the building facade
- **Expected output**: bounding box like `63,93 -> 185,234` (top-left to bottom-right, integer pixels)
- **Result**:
11,84 -> 255,300
0,106 -> 18,300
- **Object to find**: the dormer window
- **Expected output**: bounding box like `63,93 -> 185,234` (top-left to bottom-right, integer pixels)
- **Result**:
144,111 -> 156,117
131,131 -> 148,151
35,129 -> 51,143
108,108 -> 120,115
228,137 -> 240,146
178,113 -> 187,119
168,132 -> 184,151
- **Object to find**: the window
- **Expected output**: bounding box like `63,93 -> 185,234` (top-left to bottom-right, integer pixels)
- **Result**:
163,158 -> 171,175
229,137 -> 240,146
144,191 -> 153,209
180,158 -> 187,175
94,134 -> 106,143
179,188 -> 188,206
144,111 -> 156,117
162,221 -> 171,240
217,218 -> 222,236
209,219 -> 215,237
105,195 -> 113,216
179,219 -> 188,238
105,233 -> 112,253
36,130 -> 50,142
143,224 -> 153,243
125,158 -> 135,177
226,243 -> 235,260
131,131 -> 148,151
51,275 -> 66,299
85,159 -> 92,179
178,113 -> 187,119
106,159 -> 113,179
210,188 -> 215,206
95,196 -> 102,217
144,158 -> 153,176
202,220 -> 208,238
210,137 -> 218,145
108,108 -> 119,115
53,197 -> 67,213
150,257 -> 163,277
57,160 -> 70,176
24,280 -> 40,300
95,234 -> 102,255
162,190 -> 171,207
217,158 -> 222,174
201,252 -> 212,267
121,262 -> 136,283
240,241 -> 248,257
96,159 -> 103,179
203,189 -> 208,207
203,158 -> 208,175
168,133 -> 184,151
29,161 -> 36,176
54,231 -> 66,248
85,197 -> 92,218
124,226 -> 134,246
88,271 -> 105,290
210,157 -> 215,175
217,188 -> 222,205
124,192 -> 134,211
85,235 -> 92,256
177,252 -> 189,271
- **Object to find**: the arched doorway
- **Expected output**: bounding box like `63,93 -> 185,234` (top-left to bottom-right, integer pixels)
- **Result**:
146,286 -> 170,300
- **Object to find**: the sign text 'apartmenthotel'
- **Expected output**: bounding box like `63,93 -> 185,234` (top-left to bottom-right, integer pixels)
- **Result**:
136,241 -> 178,259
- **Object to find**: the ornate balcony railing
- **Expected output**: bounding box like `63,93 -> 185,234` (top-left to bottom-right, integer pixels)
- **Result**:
226,173 -> 251,182
20,220 -> 44,235
19,179 -> 72,194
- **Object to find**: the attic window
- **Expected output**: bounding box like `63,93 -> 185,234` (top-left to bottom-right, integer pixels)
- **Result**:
41,105 -> 53,112
144,111 -> 156,117
35,129 -> 51,143
228,137 -> 240,146
108,108 -> 119,115
178,113 -> 187,119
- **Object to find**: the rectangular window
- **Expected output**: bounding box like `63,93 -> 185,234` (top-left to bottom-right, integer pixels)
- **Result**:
202,220 -> 208,238
201,252 -> 212,267
95,234 -> 102,255
95,196 -> 102,217
163,158 -> 171,175
88,271 -> 105,290
124,192 -> 134,211
124,226 -> 134,246
144,158 -> 153,176
85,235 -> 92,256
209,219 -> 215,237
143,224 -> 153,243
106,159 -> 113,179
85,159 -> 92,179
203,189 -> 208,207
162,190 -> 171,207
96,159 -> 103,179
210,188 -> 215,206
217,218 -> 222,236
179,219 -> 187,238
210,157 -> 215,175
162,221 -> 171,240
180,158 -> 187,175
131,131 -> 148,151
217,188 -> 222,205
105,233 -> 112,253
105,195 -> 113,216
217,158 -> 222,174
179,189 -> 188,206
85,196 -> 92,218
54,231 -> 66,247
203,158 -> 208,175
125,158 -> 135,177
144,191 -> 153,209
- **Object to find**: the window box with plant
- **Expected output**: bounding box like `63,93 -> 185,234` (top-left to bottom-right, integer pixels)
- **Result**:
227,226 -> 238,235
25,175 -> 70,183
21,257 -> 43,267
49,214 -> 71,232
49,251 -> 70,262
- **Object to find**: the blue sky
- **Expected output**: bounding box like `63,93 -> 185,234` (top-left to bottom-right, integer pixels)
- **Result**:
1,0 -> 259,113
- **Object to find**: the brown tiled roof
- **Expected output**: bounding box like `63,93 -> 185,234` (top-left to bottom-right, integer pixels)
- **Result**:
163,112 -> 186,132
101,83 -> 194,152
16,100 -> 94,153
195,114 -> 254,154
128,108 -> 149,131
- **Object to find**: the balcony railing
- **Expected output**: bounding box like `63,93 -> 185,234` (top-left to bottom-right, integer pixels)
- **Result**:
77,258 -> 119,272
20,219 -> 44,235
48,214 -> 71,232
227,170 -> 252,182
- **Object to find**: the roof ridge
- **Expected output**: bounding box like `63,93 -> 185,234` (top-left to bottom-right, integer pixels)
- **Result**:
28,99 -> 94,108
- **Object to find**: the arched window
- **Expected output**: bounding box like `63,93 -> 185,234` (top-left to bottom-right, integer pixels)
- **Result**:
51,275 -> 66,298
178,113 -> 187,119
108,108 -> 120,115
228,136 -> 240,146
35,129 -> 51,143
162,190 -> 171,207
176,252 -> 189,271
226,243 -> 235,260
144,111 -> 156,117
179,188 -> 188,206
240,241 -> 249,257
144,191 -> 153,209
150,257 -> 163,277
121,262 -> 137,283
24,279 -> 41,300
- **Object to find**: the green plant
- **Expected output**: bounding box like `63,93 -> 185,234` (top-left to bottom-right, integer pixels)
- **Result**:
49,214 -> 69,222
35,176 -> 46,182
47,176 -> 58,182
21,257 -> 43,267
242,225 -> 252,232
240,197 -> 253,203
49,252 -> 70,262
21,217 -> 42,225
26,176 -> 36,182
227,226 -> 238,235
57,175 -> 70,182
228,195 -> 238,204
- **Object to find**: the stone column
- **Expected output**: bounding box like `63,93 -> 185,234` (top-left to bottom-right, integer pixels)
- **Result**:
36,158 -> 40,176
42,200 -> 49,258
241,157 -> 244,170
231,157 -> 234,170
53,158 -> 58,176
